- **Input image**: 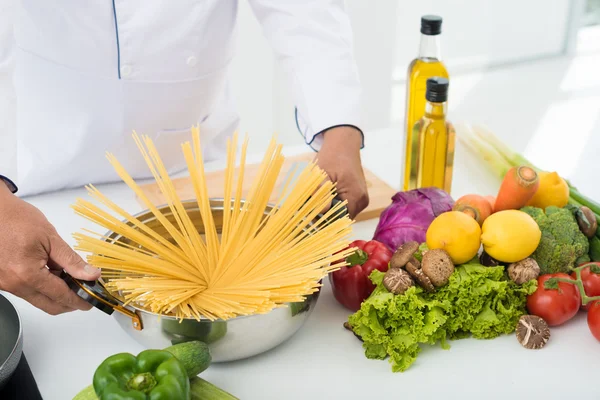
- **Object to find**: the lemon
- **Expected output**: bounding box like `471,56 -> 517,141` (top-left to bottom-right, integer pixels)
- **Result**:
527,171 -> 569,209
426,211 -> 482,264
480,210 -> 541,263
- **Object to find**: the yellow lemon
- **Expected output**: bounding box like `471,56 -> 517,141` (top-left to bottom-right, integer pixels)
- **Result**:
426,211 -> 482,264
480,210 -> 541,263
527,171 -> 569,209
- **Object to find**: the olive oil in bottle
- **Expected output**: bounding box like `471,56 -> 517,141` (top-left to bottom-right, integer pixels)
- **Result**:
413,77 -> 455,193
403,15 -> 449,191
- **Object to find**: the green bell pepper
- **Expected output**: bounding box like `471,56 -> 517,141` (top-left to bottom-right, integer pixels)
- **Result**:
92,349 -> 190,400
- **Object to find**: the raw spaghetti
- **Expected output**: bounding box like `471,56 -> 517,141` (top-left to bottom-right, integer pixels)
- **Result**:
71,127 -> 355,321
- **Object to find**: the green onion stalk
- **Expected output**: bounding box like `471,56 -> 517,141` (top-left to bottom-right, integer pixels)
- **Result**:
457,124 -> 600,233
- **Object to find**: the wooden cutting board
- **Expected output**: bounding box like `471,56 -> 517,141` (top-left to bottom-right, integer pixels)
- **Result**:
137,153 -> 397,221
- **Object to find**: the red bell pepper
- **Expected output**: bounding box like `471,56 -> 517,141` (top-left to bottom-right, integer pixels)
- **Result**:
329,240 -> 393,311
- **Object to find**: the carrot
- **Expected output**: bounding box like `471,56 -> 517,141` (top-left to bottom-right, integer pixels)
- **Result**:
494,165 -> 539,211
453,194 -> 493,226
484,195 -> 496,212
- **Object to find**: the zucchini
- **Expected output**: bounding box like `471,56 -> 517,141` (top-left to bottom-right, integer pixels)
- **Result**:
190,376 -> 239,400
73,376 -> 238,400
165,341 -> 212,377
72,385 -> 96,400
590,236 -> 600,262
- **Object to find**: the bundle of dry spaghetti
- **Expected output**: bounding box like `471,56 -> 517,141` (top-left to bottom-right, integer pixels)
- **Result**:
71,126 -> 355,321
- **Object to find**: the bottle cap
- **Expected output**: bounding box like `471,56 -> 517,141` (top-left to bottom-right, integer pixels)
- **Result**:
421,15 -> 443,35
426,77 -> 449,103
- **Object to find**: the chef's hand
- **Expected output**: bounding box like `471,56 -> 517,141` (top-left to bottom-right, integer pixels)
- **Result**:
315,126 -> 369,219
0,183 -> 101,315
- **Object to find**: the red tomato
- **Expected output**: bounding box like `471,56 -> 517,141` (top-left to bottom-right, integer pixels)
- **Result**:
572,262 -> 600,311
588,301 -> 600,342
527,273 -> 580,326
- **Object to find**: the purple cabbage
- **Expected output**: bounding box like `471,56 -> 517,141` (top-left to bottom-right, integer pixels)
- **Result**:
373,187 -> 455,251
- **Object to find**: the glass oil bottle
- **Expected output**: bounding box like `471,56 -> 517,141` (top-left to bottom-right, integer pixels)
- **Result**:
403,15 -> 449,191
412,77 -> 455,193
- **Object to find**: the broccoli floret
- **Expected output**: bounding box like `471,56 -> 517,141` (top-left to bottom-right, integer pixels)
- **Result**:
520,206 -> 589,274
522,206 -> 546,221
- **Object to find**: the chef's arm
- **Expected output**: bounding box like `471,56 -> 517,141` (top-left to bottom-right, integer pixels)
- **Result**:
0,175 -> 101,315
247,0 -> 363,151
248,0 -> 368,218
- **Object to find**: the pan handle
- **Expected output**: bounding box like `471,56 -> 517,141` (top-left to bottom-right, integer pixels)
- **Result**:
61,271 -> 143,330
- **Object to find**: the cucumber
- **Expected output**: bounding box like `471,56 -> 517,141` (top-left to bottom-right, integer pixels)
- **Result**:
72,385 -> 96,400
74,377 -> 238,400
190,377 -> 238,400
590,236 -> 600,261
165,341 -> 212,378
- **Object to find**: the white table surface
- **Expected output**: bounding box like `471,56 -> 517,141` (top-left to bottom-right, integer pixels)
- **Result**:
3,128 -> 599,400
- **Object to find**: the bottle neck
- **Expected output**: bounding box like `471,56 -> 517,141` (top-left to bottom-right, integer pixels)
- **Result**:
425,101 -> 447,118
418,34 -> 442,60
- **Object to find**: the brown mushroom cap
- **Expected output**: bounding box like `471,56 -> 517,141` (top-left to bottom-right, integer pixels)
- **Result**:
408,256 -> 421,269
383,268 -> 414,295
508,258 -> 541,285
390,241 -> 419,269
479,250 -> 501,267
421,249 -> 455,287
405,260 -> 435,292
577,206 -> 598,238
343,321 -> 364,342
515,315 -> 550,350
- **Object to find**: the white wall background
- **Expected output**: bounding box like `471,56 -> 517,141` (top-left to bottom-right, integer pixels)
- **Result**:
230,0 -> 574,154
0,0 -> 580,169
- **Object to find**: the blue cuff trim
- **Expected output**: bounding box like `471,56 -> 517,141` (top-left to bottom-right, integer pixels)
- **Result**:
0,175 -> 18,194
294,107 -> 365,151
294,107 -> 318,152
112,0 -> 122,79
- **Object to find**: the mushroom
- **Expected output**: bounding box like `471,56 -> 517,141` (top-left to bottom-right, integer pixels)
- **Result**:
390,241 -> 419,269
405,260 -> 435,292
343,321 -> 363,342
576,206 -> 598,238
421,249 -> 454,287
408,256 -> 421,269
479,250 -> 501,267
515,315 -> 550,350
507,258 -> 541,285
383,268 -> 414,295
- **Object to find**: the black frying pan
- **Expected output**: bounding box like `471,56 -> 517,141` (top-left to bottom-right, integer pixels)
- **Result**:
0,293 -> 22,389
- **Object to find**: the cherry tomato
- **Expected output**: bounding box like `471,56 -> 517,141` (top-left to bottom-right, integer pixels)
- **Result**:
527,273 -> 580,326
588,301 -> 600,342
572,262 -> 600,311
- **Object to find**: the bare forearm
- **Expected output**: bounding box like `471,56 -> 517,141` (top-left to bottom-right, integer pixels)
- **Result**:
321,126 -> 363,152
0,178 -> 11,196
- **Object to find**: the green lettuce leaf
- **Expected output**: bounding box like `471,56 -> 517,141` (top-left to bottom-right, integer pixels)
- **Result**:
347,260 -> 537,372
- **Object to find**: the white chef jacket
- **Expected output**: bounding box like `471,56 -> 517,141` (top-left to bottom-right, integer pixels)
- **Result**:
0,0 -> 362,198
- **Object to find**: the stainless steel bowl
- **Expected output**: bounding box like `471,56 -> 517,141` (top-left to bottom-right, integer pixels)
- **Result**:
0,293 -> 23,389
112,291 -> 319,363
64,199 -> 331,362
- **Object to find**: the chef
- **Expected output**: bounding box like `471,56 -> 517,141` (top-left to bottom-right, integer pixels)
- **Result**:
0,1 -> 368,316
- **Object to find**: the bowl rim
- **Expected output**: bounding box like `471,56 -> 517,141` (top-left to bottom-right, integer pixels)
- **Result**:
97,198 -> 324,322
0,293 -> 23,376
